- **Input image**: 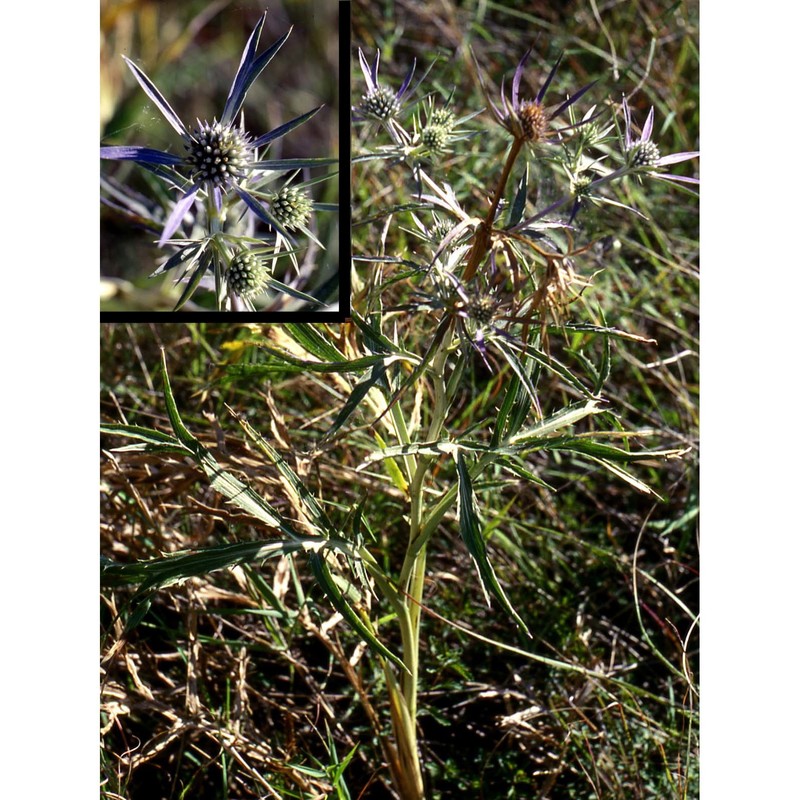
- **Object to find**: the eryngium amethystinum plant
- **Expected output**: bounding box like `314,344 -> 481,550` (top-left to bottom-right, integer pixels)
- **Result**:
101,21 -> 698,800
100,11 -> 336,311
347,27 -> 696,798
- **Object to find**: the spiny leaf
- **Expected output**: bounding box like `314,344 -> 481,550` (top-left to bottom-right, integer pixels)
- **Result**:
232,408 -> 333,535
357,438 -> 491,470
172,249 -> 211,312
456,453 -> 530,636
102,540 -> 293,592
263,277 -> 326,307
507,400 -> 603,445
230,342 -> 411,374
507,164 -> 528,229
501,337 -> 597,399
307,551 -> 407,673
284,323 -> 346,361
159,350 -> 312,538
323,362 -> 390,442
101,423 -> 191,453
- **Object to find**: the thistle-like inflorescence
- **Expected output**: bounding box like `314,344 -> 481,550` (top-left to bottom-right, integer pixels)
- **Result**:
361,85 -> 402,120
428,107 -> 456,130
101,13 -> 323,248
354,48 -> 416,123
417,103 -> 464,155
184,121 -> 253,187
421,124 -> 450,153
269,186 -> 313,230
512,100 -> 549,142
429,218 -> 455,244
621,97 -> 698,183
467,294 -> 498,325
184,119 -> 251,186
477,47 -> 595,145
569,172 -> 594,200
626,139 -> 661,169
573,106 -> 611,149
228,251 -> 269,298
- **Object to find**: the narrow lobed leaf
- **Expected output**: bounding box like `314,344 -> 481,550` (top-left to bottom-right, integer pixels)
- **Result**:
456,453 -> 531,635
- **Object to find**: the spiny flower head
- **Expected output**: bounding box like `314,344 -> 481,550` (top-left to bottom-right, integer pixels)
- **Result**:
571,104 -> 614,150
428,217 -> 455,243
414,99 -> 463,155
100,12 -> 322,245
466,294 -> 498,325
621,96 -> 699,184
228,251 -> 269,298
361,85 -> 401,120
414,99 -> 479,158
428,107 -> 456,130
269,186 -> 313,230
353,48 -> 416,123
477,47 -> 596,144
184,120 -> 253,187
421,124 -> 450,154
569,172 -> 594,200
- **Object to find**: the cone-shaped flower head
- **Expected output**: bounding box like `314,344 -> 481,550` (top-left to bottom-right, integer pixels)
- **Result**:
183,119 -> 253,188
621,96 -> 699,184
228,251 -> 269,298
268,186 -> 313,230
100,13 -> 322,245
478,47 -> 596,144
354,48 -> 416,122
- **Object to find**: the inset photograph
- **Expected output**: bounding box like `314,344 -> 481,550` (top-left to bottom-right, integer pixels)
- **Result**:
100,0 -> 341,314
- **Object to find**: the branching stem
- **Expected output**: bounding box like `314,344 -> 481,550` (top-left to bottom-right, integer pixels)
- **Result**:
462,136 -> 525,282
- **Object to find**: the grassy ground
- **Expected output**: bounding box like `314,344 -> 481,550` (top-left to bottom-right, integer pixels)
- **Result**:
101,1 -> 698,797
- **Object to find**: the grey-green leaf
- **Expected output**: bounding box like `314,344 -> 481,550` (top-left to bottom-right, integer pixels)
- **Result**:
307,551 -> 407,673
456,453 -> 530,635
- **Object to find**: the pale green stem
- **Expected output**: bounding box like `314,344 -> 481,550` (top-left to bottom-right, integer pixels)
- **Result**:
393,322 -> 456,787
204,188 -> 227,310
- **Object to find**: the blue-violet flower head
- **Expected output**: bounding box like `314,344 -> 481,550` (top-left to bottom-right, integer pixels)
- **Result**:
622,96 -> 699,184
478,48 -> 596,144
100,13 -> 322,245
353,48 -> 416,122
